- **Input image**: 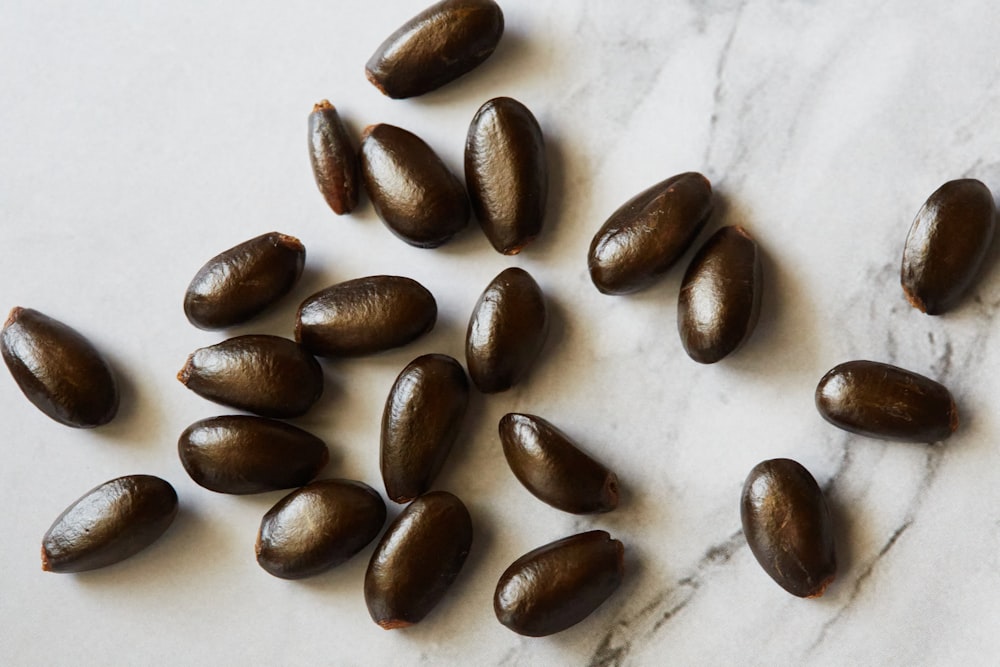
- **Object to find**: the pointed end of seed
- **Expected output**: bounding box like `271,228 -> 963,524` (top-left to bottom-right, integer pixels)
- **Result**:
273,232 -> 304,253
177,355 -> 195,385
41,545 -> 52,572
313,99 -> 334,113
377,618 -> 413,630
604,473 -> 620,511
364,68 -> 390,97
360,124 -> 379,143
949,399 -> 960,434
5,306 -> 24,329
806,573 -> 835,599
902,284 -> 928,314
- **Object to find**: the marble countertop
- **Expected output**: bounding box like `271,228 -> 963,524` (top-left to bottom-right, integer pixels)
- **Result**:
3,1 -> 1000,664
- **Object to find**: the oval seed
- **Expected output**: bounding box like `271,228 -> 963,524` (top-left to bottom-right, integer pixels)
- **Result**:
466,267 -> 548,393
465,97 -> 547,254
381,354 -> 470,504
365,0 -> 504,99
308,100 -> 360,215
365,491 -> 473,629
1,307 -> 119,428
183,232 -> 305,330
256,479 -> 386,579
677,225 -> 762,364
815,360 -> 958,443
42,475 -> 178,573
295,276 -> 437,357
741,459 -> 836,598
588,172 -> 713,295
360,123 -> 469,248
178,416 -> 329,494
494,530 -> 624,637
177,335 -> 323,418
901,178 -> 996,315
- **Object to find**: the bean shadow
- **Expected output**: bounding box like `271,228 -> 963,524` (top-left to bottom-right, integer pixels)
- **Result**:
86,351 -> 158,446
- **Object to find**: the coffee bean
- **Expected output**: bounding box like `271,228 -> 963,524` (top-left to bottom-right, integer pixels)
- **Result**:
308,100 -> 360,215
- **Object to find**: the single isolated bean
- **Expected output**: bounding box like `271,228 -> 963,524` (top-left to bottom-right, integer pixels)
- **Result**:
308,100 -> 360,215
1,307 -> 119,428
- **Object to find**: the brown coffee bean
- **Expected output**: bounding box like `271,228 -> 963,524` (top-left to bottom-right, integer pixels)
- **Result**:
183,232 -> 305,330
381,355 -> 469,504
308,100 -> 360,215
360,124 -> 469,248
901,178 -> 996,315
295,276 -> 437,357
178,416 -> 329,494
177,335 -> 323,418
256,479 -> 386,580
588,172 -> 713,295
498,413 -> 618,514
677,225 -> 762,364
466,267 -> 548,393
365,491 -> 472,629
494,530 -> 624,637
365,0 -> 504,99
815,360 -> 958,443
465,97 -> 547,255
42,475 -> 178,573
741,459 -> 836,598
1,307 -> 119,428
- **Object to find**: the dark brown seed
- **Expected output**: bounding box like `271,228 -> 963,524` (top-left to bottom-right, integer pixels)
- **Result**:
360,124 -> 469,248
365,491 -> 472,629
498,413 -> 618,514
466,267 -> 548,393
177,335 -> 323,418
365,0 -> 504,99
465,97 -> 547,255
381,355 -> 470,504
256,479 -> 386,579
678,225 -> 762,364
494,530 -> 624,637
295,276 -> 437,357
178,416 -> 329,494
815,360 -> 958,443
1,307 -> 119,428
741,459 -> 836,598
901,178 -> 996,315
588,172 -> 713,295
308,100 -> 360,215
42,475 -> 178,573
183,232 -> 306,330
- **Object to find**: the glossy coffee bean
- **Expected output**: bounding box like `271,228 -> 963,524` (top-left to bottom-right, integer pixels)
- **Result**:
494,530 -> 624,637
741,459 -> 836,598
465,97 -> 547,255
183,232 -> 306,330
308,100 -> 360,215
295,276 -> 436,357
360,124 -> 469,248
499,413 -> 618,514
178,416 -> 329,494
466,267 -> 548,393
177,335 -> 323,418
381,355 -> 469,504
678,225 -> 762,364
365,0 -> 504,99
1,307 -> 119,428
588,172 -> 713,295
901,178 -> 996,315
256,479 -> 386,579
365,491 -> 472,629
815,360 -> 958,443
42,475 -> 178,573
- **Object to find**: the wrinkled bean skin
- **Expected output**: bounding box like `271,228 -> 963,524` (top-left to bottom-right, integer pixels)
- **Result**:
42,475 -> 178,573
183,232 -> 305,330
256,479 -> 386,579
588,172 -> 713,295
1,307 -> 119,428
295,276 -> 437,357
741,459 -> 836,598
815,360 -> 958,443
365,0 -> 504,99
308,100 -> 360,215
381,355 -> 470,504
365,491 -> 472,629
465,97 -> 547,254
177,335 -> 323,418
498,413 -> 618,514
494,530 -> 624,637
901,178 -> 996,315
678,225 -> 762,364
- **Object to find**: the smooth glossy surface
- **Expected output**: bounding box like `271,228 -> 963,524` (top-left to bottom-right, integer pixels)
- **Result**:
308,100 -> 359,215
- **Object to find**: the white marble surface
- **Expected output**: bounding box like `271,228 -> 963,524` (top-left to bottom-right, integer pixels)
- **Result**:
3,1 -> 1000,664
